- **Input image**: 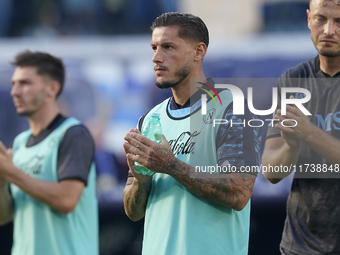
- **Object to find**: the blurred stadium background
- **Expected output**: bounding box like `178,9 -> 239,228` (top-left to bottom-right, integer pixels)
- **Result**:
0,0 -> 314,254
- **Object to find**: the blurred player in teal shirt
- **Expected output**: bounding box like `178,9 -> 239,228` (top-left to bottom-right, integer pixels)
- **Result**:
0,51 -> 98,255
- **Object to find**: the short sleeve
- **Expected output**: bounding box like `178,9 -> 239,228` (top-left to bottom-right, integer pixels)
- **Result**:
57,125 -> 95,185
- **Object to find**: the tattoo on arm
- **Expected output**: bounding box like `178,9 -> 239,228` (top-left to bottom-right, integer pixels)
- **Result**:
148,147 -> 175,170
134,185 -> 146,205
175,161 -> 255,209
124,178 -> 151,220
147,147 -> 255,209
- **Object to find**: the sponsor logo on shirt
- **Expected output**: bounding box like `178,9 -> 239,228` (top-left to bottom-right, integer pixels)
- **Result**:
16,155 -> 44,175
293,93 -> 340,132
311,112 -> 340,132
168,131 -> 201,155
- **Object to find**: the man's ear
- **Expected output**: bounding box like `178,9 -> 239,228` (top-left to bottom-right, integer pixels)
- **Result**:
307,9 -> 311,30
194,42 -> 207,62
47,80 -> 61,99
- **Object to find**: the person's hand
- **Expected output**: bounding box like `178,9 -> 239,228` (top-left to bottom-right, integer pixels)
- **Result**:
274,96 -> 312,149
0,142 -> 15,185
124,129 -> 176,175
123,129 -> 153,183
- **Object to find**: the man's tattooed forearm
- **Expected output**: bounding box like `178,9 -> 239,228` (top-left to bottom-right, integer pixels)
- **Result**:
144,145 -> 255,209
134,190 -> 144,205
169,158 -> 255,208
124,180 -> 151,219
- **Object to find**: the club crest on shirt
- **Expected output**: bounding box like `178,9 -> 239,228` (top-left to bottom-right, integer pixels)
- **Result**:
203,108 -> 216,124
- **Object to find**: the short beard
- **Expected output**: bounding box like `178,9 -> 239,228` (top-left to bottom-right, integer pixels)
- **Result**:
314,39 -> 340,57
17,110 -> 34,116
156,63 -> 191,89
15,94 -> 43,117
318,49 -> 340,58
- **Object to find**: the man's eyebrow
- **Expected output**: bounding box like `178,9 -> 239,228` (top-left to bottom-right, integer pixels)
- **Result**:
314,14 -> 326,18
151,41 -> 175,47
12,78 -> 30,84
161,42 -> 175,46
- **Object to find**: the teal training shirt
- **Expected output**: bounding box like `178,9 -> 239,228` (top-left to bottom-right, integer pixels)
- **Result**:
141,90 -> 252,255
10,117 -> 98,255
